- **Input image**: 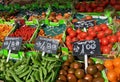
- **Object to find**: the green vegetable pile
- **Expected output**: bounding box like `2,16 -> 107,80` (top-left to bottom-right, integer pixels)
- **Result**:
0,54 -> 62,82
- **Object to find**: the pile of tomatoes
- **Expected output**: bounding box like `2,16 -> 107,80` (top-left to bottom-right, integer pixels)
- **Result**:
65,24 -> 120,54
9,25 -> 36,41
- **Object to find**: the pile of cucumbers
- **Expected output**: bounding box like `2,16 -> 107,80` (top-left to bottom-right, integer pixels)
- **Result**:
4,54 -> 62,82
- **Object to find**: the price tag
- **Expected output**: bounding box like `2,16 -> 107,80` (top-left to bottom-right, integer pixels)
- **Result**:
74,20 -> 95,29
2,37 -> 22,51
34,37 -> 59,54
73,39 -> 100,56
116,16 -> 120,20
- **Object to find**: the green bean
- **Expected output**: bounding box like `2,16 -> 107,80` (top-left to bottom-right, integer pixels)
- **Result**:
30,75 -> 35,82
15,65 -> 27,74
51,70 -> 55,82
5,75 -> 14,82
34,70 -> 40,81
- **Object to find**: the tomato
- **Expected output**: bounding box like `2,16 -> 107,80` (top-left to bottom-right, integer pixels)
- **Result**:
108,44 -> 113,49
72,37 -> 78,42
106,35 -> 111,40
85,16 -> 92,20
100,24 -> 108,31
94,25 -> 101,32
109,35 -> 117,44
76,29 -> 82,34
88,27 -> 93,33
85,36 -> 93,40
80,32 -> 88,39
117,36 -> 120,42
66,27 -> 73,34
101,38 -> 109,46
88,30 -> 96,38
66,36 -> 72,41
65,40 -> 72,46
105,28 -> 112,35
116,31 -> 120,36
97,31 -> 105,39
77,34 -> 81,40
68,44 -> 73,51
102,46 -> 111,54
69,30 -> 77,38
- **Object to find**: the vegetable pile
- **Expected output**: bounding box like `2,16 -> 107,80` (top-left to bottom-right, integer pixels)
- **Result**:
9,25 -> 36,41
0,24 -> 12,41
56,55 -> 105,82
65,24 -> 119,54
1,54 -> 62,82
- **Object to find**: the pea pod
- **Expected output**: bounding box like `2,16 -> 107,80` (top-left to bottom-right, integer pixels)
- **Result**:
19,67 -> 32,78
39,67 -> 43,82
42,57 -> 59,62
9,70 -> 22,82
41,66 -> 47,79
16,66 -> 29,75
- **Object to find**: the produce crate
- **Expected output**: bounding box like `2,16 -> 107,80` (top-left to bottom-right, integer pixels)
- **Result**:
7,23 -> 39,43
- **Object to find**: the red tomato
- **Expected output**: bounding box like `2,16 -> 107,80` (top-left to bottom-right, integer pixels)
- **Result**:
106,35 -> 111,40
97,31 -> 105,39
77,34 -> 81,40
88,30 -> 97,38
65,40 -> 71,46
72,37 -> 78,42
105,28 -> 112,35
66,27 -> 73,34
101,38 -> 109,46
68,44 -> 73,51
69,30 -> 77,38
76,29 -> 82,34
80,32 -> 88,39
109,35 -> 117,44
100,24 -> 108,31
102,46 -> 111,54
94,25 -> 101,32
108,43 -> 113,49
66,36 -> 72,41
118,36 -> 120,42
116,31 -> 120,36
88,27 -> 94,33
85,36 -> 93,40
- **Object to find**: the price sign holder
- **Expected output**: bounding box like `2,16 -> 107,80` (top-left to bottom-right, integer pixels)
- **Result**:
2,37 -> 22,62
73,31 -> 100,71
34,36 -> 59,56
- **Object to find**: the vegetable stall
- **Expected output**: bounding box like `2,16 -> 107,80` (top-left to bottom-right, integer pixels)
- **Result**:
0,0 -> 120,82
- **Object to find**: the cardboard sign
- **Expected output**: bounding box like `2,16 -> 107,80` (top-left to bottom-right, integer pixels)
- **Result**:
34,37 -> 59,54
74,20 -> 95,29
2,37 -> 22,51
73,39 -> 100,56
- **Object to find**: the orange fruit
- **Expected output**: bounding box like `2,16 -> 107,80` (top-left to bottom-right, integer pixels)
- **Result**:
113,58 -> 120,67
107,70 -> 117,81
104,59 -> 113,70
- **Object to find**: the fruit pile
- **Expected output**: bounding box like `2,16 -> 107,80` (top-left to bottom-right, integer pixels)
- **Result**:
110,0 -> 120,11
104,58 -> 120,82
0,24 -> 12,41
65,24 -> 120,54
48,12 -> 71,22
9,25 -> 36,41
56,55 -> 105,82
75,0 -> 109,12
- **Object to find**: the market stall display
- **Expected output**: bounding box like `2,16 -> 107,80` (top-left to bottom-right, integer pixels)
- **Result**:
0,0 -> 120,82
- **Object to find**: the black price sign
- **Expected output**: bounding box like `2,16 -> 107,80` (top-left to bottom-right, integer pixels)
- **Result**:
73,39 -> 100,56
116,16 -> 120,20
34,37 -> 59,54
2,37 -> 22,51
74,20 -> 95,29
